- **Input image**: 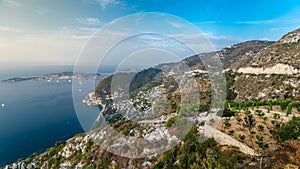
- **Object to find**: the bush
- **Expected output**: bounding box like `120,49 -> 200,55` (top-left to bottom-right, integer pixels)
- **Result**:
223,108 -> 235,117
155,125 -> 244,169
287,103 -> 293,115
239,134 -> 246,140
256,141 -> 269,149
165,116 -> 177,128
153,162 -> 164,169
100,158 -> 111,169
256,135 -> 264,141
224,121 -> 231,128
274,113 -> 281,119
257,125 -> 264,131
276,116 -> 300,142
271,120 -> 280,128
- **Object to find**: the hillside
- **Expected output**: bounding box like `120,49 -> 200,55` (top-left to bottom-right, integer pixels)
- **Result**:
177,40 -> 273,71
248,28 -> 300,69
230,29 -> 300,102
4,28 -> 300,169
217,40 -> 274,69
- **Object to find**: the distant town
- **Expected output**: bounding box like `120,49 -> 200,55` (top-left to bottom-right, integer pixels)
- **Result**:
2,72 -> 103,83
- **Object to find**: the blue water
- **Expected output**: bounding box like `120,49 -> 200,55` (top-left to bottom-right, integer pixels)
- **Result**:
0,67 -> 101,167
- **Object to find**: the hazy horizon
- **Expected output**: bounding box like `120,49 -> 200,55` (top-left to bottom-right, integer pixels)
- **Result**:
1,0 -> 300,66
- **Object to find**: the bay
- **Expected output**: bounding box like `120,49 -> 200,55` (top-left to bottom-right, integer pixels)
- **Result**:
0,73 -> 100,167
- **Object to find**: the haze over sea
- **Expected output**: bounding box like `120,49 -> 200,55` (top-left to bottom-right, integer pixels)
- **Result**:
0,65 -> 104,167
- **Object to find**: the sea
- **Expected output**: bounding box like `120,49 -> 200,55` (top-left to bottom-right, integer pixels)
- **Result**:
0,65 -> 109,167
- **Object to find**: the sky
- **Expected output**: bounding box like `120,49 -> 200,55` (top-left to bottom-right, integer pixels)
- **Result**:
0,0 -> 300,67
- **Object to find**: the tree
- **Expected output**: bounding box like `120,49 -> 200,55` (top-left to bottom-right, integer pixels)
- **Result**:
243,114 -> 256,131
287,103 -> 293,116
279,100 -> 291,110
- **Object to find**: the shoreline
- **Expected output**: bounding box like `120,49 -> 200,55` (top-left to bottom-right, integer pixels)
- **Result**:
82,91 -> 106,122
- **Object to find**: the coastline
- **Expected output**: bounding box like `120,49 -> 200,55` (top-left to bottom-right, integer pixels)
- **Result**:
82,91 -> 106,122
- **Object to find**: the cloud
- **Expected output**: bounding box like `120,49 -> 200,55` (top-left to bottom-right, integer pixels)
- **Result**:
196,21 -> 220,24
0,24 -> 239,67
2,0 -> 22,8
0,29 -> 88,65
204,33 -> 240,50
76,18 -> 100,25
0,26 -> 24,33
167,21 -> 185,28
171,33 -> 240,51
235,13 -> 300,25
77,27 -> 100,32
60,26 -> 98,39
93,0 -> 123,9
235,20 -> 276,25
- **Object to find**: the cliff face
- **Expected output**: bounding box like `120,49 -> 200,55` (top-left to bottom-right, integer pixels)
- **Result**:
4,28 -> 300,169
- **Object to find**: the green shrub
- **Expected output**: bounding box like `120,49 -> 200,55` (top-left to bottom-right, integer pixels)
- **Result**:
100,158 -> 111,169
273,113 -> 281,119
276,116 -> 300,142
165,116 -> 177,128
256,141 -> 269,149
224,121 -> 231,128
256,135 -> 264,141
153,162 -> 164,169
257,125 -> 264,131
239,134 -> 246,140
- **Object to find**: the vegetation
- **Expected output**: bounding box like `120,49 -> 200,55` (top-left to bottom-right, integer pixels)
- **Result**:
153,126 -> 245,169
165,116 -> 178,128
112,120 -> 138,136
276,116 -> 300,142
225,70 -> 238,100
238,134 -> 246,140
221,99 -> 300,152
